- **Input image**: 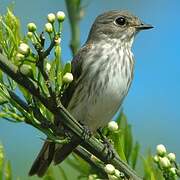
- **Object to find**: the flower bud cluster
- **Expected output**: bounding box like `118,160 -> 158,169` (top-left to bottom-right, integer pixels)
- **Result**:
45,11 -> 65,35
104,164 -> 123,180
26,11 -> 65,43
153,144 -> 178,178
27,22 -> 39,43
47,11 -> 66,23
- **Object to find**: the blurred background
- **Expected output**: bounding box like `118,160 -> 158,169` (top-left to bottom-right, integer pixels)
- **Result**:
0,0 -> 179,179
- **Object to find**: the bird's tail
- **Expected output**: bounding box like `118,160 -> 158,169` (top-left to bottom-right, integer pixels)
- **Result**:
53,136 -> 81,165
28,141 -> 55,177
29,136 -> 81,177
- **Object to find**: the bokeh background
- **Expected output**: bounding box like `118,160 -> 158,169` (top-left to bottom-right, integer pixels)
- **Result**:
0,0 -> 179,179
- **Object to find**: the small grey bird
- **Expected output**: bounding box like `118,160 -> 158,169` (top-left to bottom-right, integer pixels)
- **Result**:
29,10 -> 153,177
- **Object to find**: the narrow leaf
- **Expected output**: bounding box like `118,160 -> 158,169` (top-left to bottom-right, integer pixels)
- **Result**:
131,142 -> 140,169
4,161 -> 12,180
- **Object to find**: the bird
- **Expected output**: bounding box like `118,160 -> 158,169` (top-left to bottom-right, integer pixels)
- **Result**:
29,10 -> 153,177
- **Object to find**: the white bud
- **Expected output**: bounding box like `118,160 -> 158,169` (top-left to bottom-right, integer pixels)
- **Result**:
104,164 -> 115,175
16,53 -> 25,60
55,37 -> 61,45
169,167 -> 177,175
159,157 -> 171,168
156,144 -> 166,156
27,32 -> 33,38
167,153 -> 176,162
47,13 -> 56,23
45,23 -> 53,33
108,174 -> 118,180
46,63 -> 51,71
88,174 -> 98,180
108,121 -> 118,131
19,64 -> 33,77
18,43 -> 30,56
27,22 -> 37,32
153,155 -> 159,163
63,73 -> 73,83
114,169 -> 121,177
56,11 -> 66,22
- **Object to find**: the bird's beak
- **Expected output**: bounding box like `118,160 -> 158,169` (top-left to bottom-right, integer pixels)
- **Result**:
136,23 -> 154,30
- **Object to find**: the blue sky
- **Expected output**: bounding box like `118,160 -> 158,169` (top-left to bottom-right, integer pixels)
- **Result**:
0,0 -> 180,178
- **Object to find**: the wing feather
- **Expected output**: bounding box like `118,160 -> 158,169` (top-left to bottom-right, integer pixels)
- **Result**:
61,44 -> 92,107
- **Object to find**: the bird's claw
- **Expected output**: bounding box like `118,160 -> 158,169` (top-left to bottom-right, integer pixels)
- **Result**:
102,138 -> 116,161
81,124 -> 92,140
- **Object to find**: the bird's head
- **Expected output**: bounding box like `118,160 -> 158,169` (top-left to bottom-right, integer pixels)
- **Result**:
87,10 -> 153,45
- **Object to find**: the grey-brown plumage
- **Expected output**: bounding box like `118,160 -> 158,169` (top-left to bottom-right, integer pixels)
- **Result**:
29,10 -> 153,177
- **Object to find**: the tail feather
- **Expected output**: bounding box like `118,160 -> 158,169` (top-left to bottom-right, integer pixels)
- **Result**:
28,141 -> 55,177
53,136 -> 81,165
29,136 -> 82,177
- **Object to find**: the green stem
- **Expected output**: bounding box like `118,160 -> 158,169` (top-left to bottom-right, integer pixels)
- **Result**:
65,0 -> 80,56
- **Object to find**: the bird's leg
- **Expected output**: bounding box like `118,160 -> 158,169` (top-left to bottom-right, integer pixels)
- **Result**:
97,128 -> 115,161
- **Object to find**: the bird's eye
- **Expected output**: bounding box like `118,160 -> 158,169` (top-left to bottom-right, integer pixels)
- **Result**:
115,16 -> 126,26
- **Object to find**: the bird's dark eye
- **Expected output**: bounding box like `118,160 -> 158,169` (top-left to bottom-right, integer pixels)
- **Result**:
115,16 -> 126,26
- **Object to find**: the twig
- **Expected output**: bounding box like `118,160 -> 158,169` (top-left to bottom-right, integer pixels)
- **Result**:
43,37 -> 56,57
36,44 -> 54,99
74,146 -> 108,178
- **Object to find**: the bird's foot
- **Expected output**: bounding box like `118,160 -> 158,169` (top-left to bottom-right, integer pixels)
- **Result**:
97,128 -> 116,161
102,138 -> 116,161
41,121 -> 52,129
80,123 -> 92,140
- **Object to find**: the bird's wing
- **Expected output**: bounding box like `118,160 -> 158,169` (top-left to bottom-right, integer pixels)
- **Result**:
61,43 -> 92,107
53,43 -> 93,165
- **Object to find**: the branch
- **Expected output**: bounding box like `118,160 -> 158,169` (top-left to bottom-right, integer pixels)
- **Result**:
0,54 -> 48,107
74,146 -> 108,178
0,53 -> 142,180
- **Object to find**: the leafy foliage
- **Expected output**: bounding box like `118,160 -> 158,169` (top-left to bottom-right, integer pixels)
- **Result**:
0,143 -> 12,180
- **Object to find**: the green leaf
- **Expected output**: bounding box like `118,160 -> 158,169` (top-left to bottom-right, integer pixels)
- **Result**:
67,154 -> 90,175
0,144 -> 4,179
17,85 -> 32,104
0,96 -> 8,105
58,166 -> 68,180
116,111 -> 128,129
0,8 -> 21,59
0,70 -> 3,83
43,166 -> 54,180
4,161 -> 12,180
111,132 -> 127,162
124,124 -> 133,162
49,59 -> 57,89
56,71 -> 63,92
38,71 -> 49,96
142,150 -> 164,180
131,142 -> 140,169
63,61 -> 71,74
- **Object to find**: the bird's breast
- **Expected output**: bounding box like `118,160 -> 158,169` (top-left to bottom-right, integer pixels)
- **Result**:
68,42 -> 134,131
